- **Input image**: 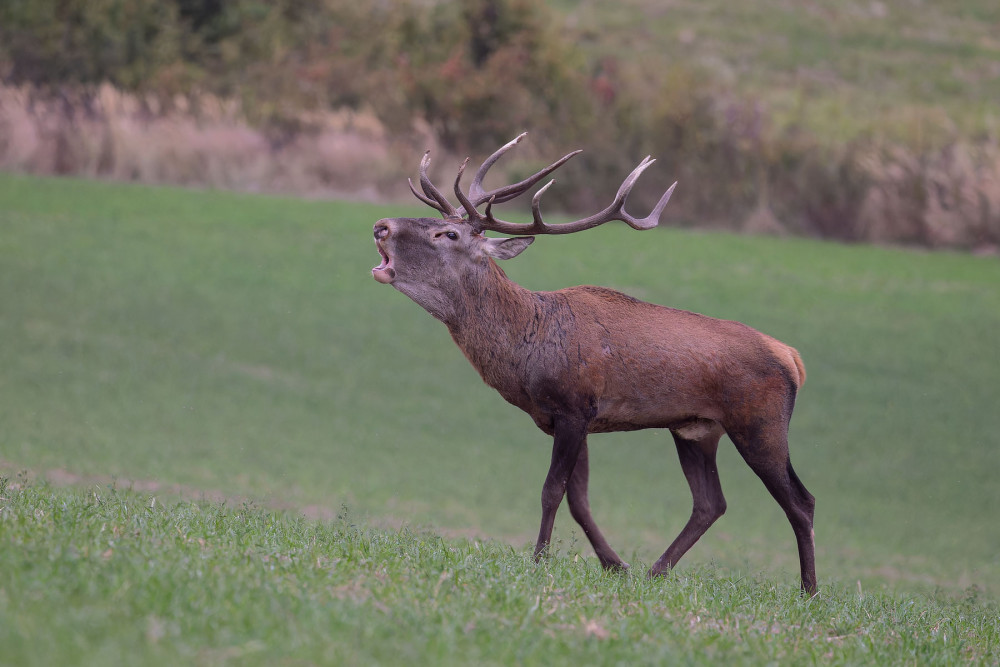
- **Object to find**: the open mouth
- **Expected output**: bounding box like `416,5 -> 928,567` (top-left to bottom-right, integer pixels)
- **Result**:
372,240 -> 396,284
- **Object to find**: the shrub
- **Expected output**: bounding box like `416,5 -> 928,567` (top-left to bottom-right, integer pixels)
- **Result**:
0,0 -> 183,88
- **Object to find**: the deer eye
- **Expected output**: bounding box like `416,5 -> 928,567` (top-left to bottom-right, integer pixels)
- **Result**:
436,231 -> 459,241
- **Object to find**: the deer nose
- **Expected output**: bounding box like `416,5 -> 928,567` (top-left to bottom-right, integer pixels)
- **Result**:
374,222 -> 390,240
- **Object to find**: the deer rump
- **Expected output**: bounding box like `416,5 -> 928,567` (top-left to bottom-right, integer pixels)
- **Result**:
371,133 -> 817,594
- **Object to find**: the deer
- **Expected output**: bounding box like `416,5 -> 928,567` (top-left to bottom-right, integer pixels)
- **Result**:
371,133 -> 817,594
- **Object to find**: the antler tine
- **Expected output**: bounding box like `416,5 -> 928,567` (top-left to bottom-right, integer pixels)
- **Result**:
628,179 -> 678,230
473,133 -> 525,172
466,132 -> 526,206
408,177 -> 440,210
466,132 -> 582,209
528,180 -> 557,231
417,150 -> 461,219
477,149 -> 582,207
607,157 -> 675,230
471,155 -> 677,236
453,157 -> 479,218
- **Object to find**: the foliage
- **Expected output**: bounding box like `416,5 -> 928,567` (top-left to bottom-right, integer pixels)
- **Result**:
0,0 -> 591,149
0,0 -> 183,88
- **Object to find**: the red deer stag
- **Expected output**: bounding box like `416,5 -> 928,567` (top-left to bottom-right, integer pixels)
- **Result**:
371,133 -> 817,593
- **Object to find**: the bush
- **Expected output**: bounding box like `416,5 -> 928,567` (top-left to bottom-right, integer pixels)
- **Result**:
0,0 -> 183,88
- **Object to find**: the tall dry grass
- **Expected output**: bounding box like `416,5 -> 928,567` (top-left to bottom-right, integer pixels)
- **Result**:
1,82 -> 998,250
0,83 -> 406,200
855,142 -> 1000,249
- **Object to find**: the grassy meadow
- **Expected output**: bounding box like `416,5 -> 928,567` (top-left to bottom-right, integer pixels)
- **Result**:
551,0 -> 1000,142
2,172 -> 1000,661
4,479 -> 997,665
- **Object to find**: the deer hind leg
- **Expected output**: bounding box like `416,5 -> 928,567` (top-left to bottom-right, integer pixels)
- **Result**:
729,422 -> 817,595
566,440 -> 629,570
649,426 -> 727,577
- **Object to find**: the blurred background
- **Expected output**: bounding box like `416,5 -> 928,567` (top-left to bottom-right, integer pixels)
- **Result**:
2,0 -> 999,597
2,0 -> 999,249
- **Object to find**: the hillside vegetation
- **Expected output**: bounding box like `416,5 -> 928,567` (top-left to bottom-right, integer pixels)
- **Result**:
2,0 -> 999,248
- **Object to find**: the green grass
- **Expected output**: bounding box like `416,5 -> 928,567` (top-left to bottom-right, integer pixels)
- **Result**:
2,479 -> 997,665
2,172 -> 1000,660
548,0 -> 1000,142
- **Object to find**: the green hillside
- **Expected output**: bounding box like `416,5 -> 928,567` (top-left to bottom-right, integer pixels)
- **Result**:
2,173 -> 998,598
550,0 -> 1000,141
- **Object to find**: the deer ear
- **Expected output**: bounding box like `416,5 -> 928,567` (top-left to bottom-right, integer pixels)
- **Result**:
483,236 -> 534,260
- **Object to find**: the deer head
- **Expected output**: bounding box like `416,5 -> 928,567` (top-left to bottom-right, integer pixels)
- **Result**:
372,133 -> 676,321
372,215 -> 534,322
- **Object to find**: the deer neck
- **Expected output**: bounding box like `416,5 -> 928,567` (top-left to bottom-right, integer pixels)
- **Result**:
445,259 -> 538,365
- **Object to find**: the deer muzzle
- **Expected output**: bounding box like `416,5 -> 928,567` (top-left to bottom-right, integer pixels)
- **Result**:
372,222 -> 396,284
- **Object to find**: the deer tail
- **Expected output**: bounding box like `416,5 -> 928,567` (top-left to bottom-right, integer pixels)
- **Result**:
763,336 -> 806,390
790,348 -> 806,389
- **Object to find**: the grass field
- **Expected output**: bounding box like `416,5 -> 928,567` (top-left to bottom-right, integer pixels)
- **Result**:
550,0 -> 1000,142
2,172 -> 1000,661
3,479 -> 997,665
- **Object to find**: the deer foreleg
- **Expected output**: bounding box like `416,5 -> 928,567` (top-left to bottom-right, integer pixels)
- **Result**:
533,417 -> 588,562
566,440 -> 629,570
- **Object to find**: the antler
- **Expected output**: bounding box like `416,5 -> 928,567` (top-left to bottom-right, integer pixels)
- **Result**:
409,133 -> 677,235
408,150 -> 461,218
